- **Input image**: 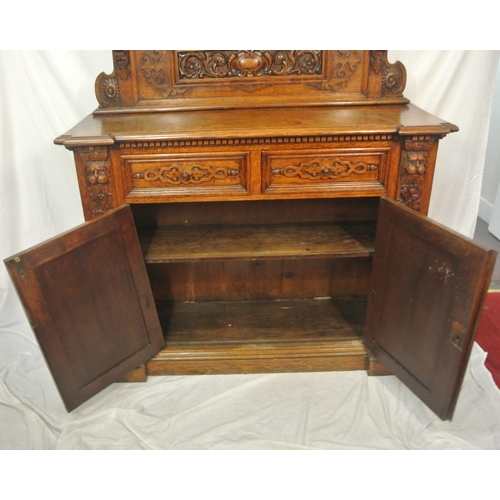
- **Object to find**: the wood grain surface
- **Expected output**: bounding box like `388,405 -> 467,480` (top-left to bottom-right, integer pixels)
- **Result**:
140,222 -> 376,262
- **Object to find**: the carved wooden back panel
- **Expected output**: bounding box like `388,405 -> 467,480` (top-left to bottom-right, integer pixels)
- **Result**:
95,50 -> 408,113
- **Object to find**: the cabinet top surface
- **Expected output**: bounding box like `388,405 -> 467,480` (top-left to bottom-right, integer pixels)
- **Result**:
55,104 -> 458,147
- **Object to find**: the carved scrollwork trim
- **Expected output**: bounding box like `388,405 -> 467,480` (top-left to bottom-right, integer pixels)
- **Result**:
133,164 -> 240,185
177,50 -> 323,79
272,158 -> 378,181
80,149 -> 115,218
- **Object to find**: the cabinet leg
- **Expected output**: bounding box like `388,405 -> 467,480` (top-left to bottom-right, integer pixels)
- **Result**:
367,355 -> 392,376
118,364 -> 148,382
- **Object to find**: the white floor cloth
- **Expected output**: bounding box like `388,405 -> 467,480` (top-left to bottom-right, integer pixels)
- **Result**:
2,51 -> 500,449
1,315 -> 500,449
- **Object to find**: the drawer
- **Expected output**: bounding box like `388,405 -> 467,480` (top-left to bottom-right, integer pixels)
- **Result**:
121,152 -> 249,200
262,149 -> 389,196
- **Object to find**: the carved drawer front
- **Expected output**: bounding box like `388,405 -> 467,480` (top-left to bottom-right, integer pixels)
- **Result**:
122,152 -> 249,200
262,149 -> 388,196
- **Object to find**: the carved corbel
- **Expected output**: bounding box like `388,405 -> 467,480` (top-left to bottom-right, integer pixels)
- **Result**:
398,139 -> 435,212
77,148 -> 115,218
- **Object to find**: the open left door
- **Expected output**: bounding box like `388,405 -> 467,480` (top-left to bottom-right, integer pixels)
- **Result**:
365,198 -> 497,420
4,205 -> 165,412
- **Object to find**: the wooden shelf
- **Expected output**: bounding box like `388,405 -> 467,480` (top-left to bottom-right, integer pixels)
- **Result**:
146,297 -> 369,375
157,296 -> 367,347
140,222 -> 376,263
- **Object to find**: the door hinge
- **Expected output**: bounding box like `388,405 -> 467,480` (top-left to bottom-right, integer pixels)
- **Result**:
12,256 -> 27,282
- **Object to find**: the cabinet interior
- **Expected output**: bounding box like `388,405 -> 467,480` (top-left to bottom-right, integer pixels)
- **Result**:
131,197 -> 379,357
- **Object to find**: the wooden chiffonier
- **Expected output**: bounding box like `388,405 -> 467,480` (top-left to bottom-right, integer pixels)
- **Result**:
5,51 -> 497,419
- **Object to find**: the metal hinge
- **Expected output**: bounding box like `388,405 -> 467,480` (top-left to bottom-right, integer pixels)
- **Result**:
12,256 -> 27,282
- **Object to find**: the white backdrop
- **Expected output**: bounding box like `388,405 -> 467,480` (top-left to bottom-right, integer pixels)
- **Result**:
391,50 -> 500,235
1,51 -> 500,451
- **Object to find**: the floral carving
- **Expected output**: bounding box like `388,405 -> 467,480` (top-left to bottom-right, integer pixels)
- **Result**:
139,51 -> 190,97
383,67 -> 404,94
81,150 -> 114,218
98,77 -> 119,105
177,50 -> 322,79
133,164 -> 240,185
272,158 -> 378,180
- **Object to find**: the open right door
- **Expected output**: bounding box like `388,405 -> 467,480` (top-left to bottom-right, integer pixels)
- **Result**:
364,198 -> 497,420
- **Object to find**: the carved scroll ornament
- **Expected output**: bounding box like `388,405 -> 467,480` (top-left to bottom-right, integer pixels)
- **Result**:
133,164 -> 240,185
178,50 -> 323,79
272,158 -> 378,181
370,50 -> 406,96
95,50 -> 130,107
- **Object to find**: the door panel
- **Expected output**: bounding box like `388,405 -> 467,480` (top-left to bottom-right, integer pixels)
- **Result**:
4,205 -> 165,412
364,198 -> 496,420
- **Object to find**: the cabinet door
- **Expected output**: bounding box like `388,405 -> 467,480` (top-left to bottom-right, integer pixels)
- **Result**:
4,205 -> 165,412
364,198 -> 497,420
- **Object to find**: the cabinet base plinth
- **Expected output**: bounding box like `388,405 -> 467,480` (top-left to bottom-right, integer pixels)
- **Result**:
146,341 -> 368,376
